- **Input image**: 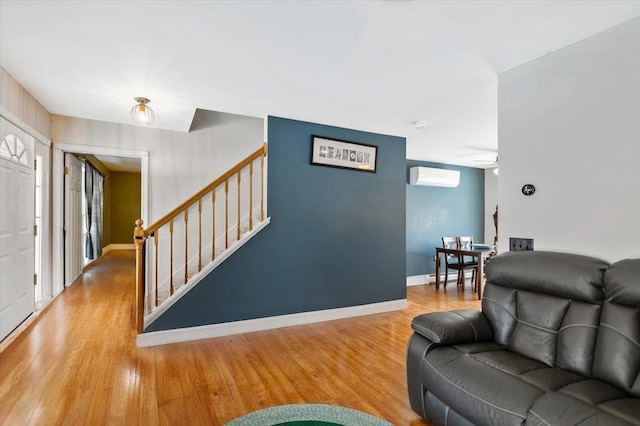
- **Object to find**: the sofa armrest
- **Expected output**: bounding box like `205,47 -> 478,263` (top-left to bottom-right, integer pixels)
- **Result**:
411,309 -> 493,345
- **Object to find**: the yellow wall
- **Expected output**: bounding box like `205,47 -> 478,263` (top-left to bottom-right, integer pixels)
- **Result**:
109,172 -> 141,244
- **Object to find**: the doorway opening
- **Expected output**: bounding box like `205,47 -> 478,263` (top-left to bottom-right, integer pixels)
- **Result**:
52,144 -> 149,296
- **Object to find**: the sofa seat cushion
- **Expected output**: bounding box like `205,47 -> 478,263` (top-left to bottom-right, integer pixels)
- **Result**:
526,389 -> 640,426
558,379 -> 627,404
598,398 -> 640,426
422,345 -> 544,426
467,348 -> 585,391
555,379 -> 640,425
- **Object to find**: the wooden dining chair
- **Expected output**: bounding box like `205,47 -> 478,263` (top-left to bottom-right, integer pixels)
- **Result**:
457,236 -> 479,289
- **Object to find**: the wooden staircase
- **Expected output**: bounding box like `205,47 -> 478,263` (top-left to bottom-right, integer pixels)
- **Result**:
133,143 -> 269,332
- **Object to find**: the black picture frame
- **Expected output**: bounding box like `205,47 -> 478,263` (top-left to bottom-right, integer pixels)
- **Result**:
310,135 -> 378,173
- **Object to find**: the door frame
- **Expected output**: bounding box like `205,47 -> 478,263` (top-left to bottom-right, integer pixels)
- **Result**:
52,144 -> 149,297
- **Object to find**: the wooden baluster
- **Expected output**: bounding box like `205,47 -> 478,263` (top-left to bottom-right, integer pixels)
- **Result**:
198,199 -> 202,272
184,209 -> 189,285
211,190 -> 216,261
133,219 -> 145,333
249,161 -> 254,231
130,144 -> 267,312
169,220 -> 174,296
225,180 -> 229,249
260,153 -> 265,221
237,171 -> 241,240
154,231 -> 159,307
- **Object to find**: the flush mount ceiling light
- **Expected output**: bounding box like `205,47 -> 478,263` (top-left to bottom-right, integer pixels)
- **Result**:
130,97 -> 155,126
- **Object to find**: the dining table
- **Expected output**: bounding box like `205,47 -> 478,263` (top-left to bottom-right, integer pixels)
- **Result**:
435,244 -> 495,300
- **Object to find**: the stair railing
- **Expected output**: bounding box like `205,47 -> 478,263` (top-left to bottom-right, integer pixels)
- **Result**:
134,143 -> 268,333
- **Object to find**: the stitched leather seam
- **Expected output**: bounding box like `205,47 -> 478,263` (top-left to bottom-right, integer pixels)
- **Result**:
471,356 -> 546,388
483,297 -> 517,320
529,409 -> 553,426
601,323 -> 640,347
423,358 -> 527,419
473,357 -> 519,378
451,311 -> 478,340
517,319 -> 557,334
475,357 -> 552,391
558,324 -> 598,332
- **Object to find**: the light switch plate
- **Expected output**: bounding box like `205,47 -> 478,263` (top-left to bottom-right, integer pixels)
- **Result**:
509,237 -> 534,251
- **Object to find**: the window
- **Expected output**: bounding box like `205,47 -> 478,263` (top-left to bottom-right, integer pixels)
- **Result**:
0,134 -> 30,165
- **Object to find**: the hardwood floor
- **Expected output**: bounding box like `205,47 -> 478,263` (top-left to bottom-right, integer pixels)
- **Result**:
0,251 -> 481,425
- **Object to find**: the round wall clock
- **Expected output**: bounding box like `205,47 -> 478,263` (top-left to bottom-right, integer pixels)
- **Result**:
522,184 -> 536,196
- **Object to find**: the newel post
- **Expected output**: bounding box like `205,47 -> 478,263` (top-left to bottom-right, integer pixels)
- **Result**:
133,219 -> 146,334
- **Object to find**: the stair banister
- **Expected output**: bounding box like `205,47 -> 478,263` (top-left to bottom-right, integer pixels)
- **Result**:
142,143 -> 267,237
133,142 -> 268,334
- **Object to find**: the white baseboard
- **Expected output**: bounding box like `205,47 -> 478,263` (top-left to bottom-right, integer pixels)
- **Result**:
406,272 -> 474,286
137,298 -> 407,347
103,244 -> 135,253
406,275 -> 430,286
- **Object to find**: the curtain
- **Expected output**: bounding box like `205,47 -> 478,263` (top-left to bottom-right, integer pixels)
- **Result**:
84,162 -> 104,260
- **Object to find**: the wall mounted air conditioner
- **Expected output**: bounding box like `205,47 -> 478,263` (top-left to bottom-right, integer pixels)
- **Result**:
409,167 -> 460,188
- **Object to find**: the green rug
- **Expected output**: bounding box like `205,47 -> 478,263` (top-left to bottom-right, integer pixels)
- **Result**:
225,404 -> 393,426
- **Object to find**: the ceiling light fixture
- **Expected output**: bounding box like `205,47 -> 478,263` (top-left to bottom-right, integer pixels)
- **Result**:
130,97 -> 155,126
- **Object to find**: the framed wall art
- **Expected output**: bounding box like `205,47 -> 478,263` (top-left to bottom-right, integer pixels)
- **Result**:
310,136 -> 377,173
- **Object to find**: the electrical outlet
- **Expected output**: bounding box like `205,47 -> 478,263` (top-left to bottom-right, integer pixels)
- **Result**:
509,237 -> 534,251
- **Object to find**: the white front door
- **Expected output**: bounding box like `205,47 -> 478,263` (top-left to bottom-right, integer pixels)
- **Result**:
0,117 -> 35,341
64,153 -> 83,286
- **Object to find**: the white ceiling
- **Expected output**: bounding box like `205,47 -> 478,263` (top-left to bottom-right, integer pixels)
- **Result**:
2,1 -> 639,167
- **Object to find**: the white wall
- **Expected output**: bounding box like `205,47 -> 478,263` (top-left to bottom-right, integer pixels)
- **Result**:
51,110 -> 264,224
498,18 -> 640,262
1,67 -> 50,140
484,168 -> 498,246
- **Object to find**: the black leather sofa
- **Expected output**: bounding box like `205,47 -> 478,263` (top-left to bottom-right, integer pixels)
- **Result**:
407,251 -> 640,426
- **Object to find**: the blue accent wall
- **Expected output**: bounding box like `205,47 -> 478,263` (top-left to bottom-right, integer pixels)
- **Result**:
147,116 -> 406,331
406,161 -> 484,277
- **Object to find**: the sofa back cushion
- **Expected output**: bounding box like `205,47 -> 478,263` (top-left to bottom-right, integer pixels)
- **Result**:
508,290 -> 570,366
593,259 -> 640,396
486,251 -> 608,303
484,251 -> 608,373
556,301 -> 602,377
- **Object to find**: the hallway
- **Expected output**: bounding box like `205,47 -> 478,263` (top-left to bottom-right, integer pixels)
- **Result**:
0,251 -> 142,424
0,250 -> 479,425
